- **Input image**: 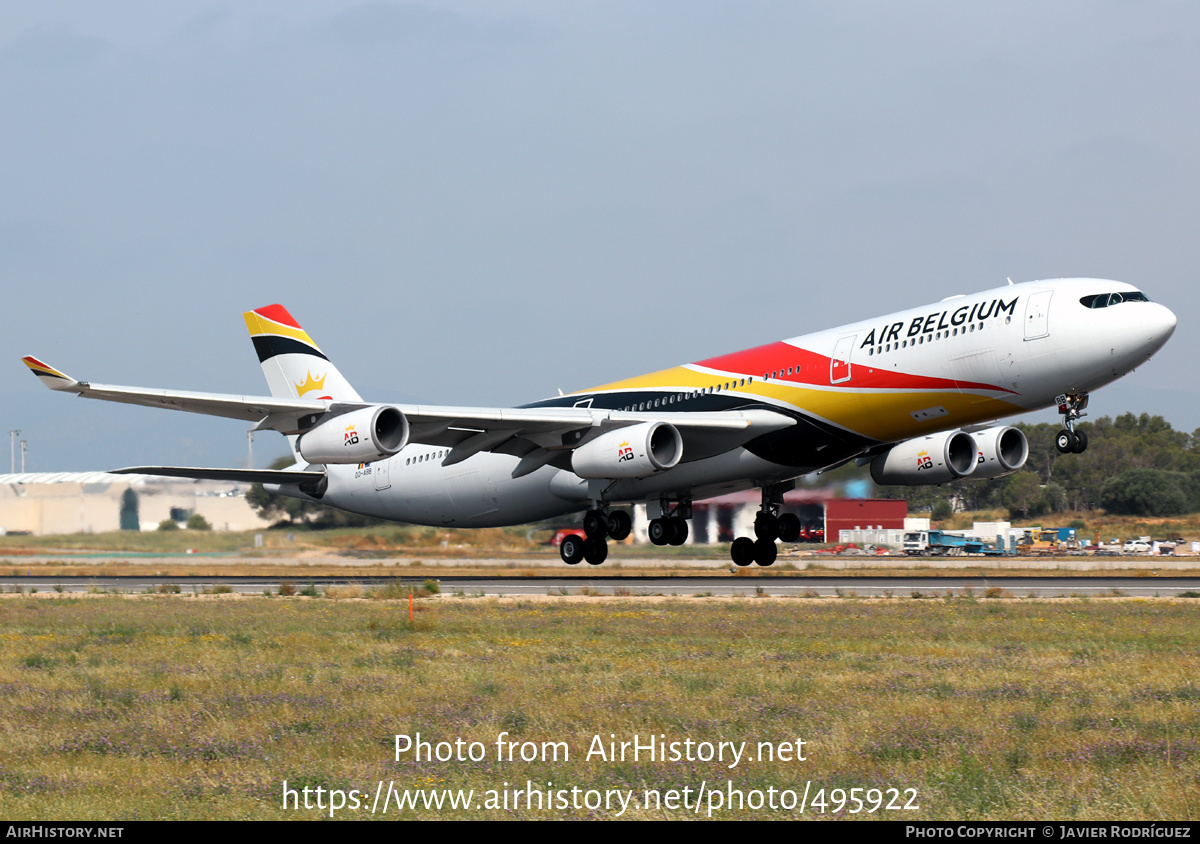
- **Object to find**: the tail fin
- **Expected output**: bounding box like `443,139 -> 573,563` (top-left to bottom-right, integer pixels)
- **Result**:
243,305 -> 363,402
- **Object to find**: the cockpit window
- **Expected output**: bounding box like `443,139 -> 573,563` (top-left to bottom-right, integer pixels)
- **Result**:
1080,290 -> 1151,309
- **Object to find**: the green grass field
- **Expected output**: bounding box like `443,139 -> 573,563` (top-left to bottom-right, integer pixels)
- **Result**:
1,594 -> 1198,820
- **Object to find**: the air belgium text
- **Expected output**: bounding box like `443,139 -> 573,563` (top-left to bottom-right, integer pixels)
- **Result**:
860,297 -> 1019,349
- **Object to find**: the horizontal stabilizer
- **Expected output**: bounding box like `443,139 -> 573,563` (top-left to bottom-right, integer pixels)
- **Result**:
109,466 -> 325,484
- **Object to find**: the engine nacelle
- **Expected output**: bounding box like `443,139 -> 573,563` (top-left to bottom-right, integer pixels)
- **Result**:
571,422 -> 683,479
970,425 -> 1029,479
297,406 -> 409,464
871,430 -> 978,485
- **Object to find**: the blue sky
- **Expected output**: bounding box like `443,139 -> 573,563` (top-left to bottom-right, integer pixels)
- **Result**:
3,1 -> 1197,472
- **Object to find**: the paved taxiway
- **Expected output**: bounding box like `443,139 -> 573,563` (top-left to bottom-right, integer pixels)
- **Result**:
3,574 -> 1199,597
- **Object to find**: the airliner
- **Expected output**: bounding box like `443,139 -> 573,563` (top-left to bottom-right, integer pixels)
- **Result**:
22,278 -> 1175,567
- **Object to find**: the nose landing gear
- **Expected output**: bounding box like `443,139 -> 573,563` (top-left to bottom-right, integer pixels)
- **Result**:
1054,393 -> 1090,454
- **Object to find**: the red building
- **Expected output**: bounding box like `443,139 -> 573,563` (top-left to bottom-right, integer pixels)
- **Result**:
823,499 -> 908,540
667,492 -> 907,545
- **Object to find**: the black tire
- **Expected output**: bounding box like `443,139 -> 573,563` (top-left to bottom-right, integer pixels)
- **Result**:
777,513 -> 802,543
560,534 -> 585,565
668,516 -> 689,546
754,512 -> 780,542
607,510 -> 632,541
1071,429 -> 1088,454
648,518 -> 670,546
753,538 -> 778,567
583,509 -> 610,539
583,537 -> 608,565
731,537 -> 755,567
1055,429 -> 1076,454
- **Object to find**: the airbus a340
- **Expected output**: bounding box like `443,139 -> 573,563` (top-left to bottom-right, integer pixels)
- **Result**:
23,278 -> 1175,566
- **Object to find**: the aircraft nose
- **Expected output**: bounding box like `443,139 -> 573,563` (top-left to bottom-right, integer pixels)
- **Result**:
1150,302 -> 1177,340
1138,302 -> 1177,355
1162,303 -> 1177,335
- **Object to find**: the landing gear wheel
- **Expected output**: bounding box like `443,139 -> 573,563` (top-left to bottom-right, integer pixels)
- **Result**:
560,534 -> 585,565
1055,429 -> 1077,454
1071,429 -> 1089,454
753,538 -> 778,567
583,537 -> 608,566
668,516 -> 689,546
648,518 -> 670,546
754,513 -> 780,542
583,509 -> 610,539
731,537 -> 755,567
777,513 -> 802,543
606,510 -> 632,541
1055,392 -> 1091,454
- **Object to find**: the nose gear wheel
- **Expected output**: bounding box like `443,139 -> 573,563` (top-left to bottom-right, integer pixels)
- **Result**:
1054,392 -> 1090,454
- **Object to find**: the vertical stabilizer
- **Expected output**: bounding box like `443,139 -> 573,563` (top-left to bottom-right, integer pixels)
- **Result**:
243,305 -> 363,402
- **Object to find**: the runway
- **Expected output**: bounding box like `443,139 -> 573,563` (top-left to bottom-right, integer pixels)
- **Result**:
4,574 -> 1199,598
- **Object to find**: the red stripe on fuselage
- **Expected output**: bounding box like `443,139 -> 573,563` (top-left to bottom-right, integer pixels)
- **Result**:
696,341 -> 1011,394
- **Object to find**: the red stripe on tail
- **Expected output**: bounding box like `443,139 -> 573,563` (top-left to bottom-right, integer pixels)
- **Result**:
252,304 -> 302,329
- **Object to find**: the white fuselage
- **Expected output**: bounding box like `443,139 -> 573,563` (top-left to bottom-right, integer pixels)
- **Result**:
293,278 -> 1176,527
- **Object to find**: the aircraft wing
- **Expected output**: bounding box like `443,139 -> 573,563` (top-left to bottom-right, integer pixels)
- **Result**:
23,355 -> 353,432
109,466 -> 327,484
401,405 -> 794,476
22,356 -> 795,468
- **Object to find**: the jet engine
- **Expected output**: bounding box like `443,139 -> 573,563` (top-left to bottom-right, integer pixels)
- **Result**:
970,425 -> 1029,479
571,422 -> 683,479
297,406 -> 409,464
870,430 -> 978,485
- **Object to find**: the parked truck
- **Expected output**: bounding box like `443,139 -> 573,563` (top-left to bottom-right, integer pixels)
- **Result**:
903,530 -> 969,556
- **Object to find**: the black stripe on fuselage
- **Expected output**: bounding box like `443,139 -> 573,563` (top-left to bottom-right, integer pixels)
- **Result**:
522,390 -> 746,414
250,335 -> 330,364
521,391 -> 876,469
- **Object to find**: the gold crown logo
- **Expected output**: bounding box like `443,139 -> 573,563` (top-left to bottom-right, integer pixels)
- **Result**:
345,424 -> 357,432
619,441 -> 630,449
295,371 -> 327,396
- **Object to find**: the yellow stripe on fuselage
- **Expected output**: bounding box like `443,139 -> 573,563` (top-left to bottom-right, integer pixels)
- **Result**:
579,365 -> 1022,442
583,365 -> 725,394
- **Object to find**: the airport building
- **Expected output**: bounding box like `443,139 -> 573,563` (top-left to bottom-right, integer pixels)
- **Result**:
0,473 -> 271,535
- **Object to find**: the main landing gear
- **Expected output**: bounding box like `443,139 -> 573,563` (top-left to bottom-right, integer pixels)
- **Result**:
647,498 -> 691,548
729,484 -> 801,567
1054,392 -> 1090,454
559,507 -> 633,566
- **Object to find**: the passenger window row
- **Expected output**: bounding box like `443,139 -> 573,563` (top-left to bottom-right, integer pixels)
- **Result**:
618,378 -> 754,412
405,450 -> 446,466
867,320 -> 989,357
